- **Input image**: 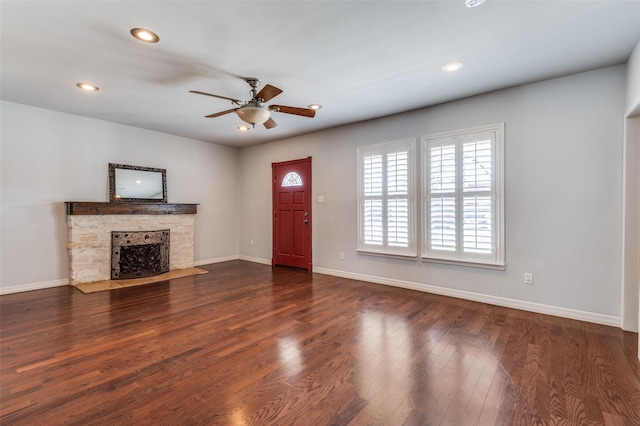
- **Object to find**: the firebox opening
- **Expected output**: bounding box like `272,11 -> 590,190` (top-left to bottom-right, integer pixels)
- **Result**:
111,230 -> 169,280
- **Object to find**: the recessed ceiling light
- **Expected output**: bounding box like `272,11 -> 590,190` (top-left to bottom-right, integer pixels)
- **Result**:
308,104 -> 322,110
130,28 -> 159,43
465,0 -> 485,7
442,62 -> 464,72
76,83 -> 99,91
236,125 -> 250,132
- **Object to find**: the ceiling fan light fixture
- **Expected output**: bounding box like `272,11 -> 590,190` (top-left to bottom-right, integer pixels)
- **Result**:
236,104 -> 271,126
130,28 -> 159,43
465,0 -> 485,7
442,62 -> 464,72
76,82 -> 99,91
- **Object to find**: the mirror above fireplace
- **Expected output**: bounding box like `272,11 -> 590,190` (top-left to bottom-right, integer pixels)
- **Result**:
109,163 -> 167,203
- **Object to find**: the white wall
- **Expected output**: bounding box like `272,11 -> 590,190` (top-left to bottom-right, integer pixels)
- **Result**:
239,65 -> 626,324
0,101 -> 239,293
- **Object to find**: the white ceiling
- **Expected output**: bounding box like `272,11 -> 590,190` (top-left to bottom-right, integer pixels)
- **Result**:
2,1 -> 639,148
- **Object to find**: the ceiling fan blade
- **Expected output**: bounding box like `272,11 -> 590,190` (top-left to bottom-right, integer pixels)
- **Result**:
263,117 -> 278,129
189,90 -> 243,105
270,105 -> 316,118
256,84 -> 283,102
205,108 -> 238,118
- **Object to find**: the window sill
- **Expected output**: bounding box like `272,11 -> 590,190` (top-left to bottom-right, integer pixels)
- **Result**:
356,249 -> 418,261
421,256 -> 506,270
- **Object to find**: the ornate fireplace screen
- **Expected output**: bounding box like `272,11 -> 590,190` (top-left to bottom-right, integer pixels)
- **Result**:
111,230 -> 169,280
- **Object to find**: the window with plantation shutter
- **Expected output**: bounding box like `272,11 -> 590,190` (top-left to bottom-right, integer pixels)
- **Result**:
358,139 -> 416,257
422,124 -> 504,267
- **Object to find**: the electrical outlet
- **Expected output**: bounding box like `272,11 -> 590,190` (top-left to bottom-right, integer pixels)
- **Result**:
250,240 -> 254,246
524,272 -> 533,284
339,252 -> 345,260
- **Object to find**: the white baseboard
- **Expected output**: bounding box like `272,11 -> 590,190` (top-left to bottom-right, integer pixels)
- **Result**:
195,255 -> 271,267
238,255 -> 272,266
1,278 -> 69,295
194,255 -> 240,266
312,266 -> 621,328
196,255 -> 271,266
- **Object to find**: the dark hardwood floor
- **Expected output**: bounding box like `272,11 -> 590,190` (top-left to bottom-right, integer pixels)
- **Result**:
1,260 -> 639,425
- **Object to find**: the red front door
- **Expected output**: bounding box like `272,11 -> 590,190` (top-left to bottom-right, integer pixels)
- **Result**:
272,157 -> 312,270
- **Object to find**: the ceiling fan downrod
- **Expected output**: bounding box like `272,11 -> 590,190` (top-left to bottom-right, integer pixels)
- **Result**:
245,78 -> 261,100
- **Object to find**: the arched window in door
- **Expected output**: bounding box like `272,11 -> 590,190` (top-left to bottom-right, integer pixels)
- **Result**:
282,172 -> 303,187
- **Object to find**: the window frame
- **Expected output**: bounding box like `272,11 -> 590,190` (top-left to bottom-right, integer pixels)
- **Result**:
357,138 -> 417,258
421,123 -> 505,269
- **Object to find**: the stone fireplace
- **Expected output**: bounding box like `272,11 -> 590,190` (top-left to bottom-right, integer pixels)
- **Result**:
65,202 -> 197,286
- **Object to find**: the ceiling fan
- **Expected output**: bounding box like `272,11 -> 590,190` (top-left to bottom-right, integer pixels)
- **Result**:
189,78 -> 316,129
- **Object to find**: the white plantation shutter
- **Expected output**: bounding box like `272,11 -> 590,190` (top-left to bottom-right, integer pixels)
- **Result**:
358,140 -> 415,256
429,141 -> 456,251
423,124 -> 504,266
387,150 -> 409,247
462,136 -> 493,255
363,199 -> 383,245
388,198 -> 408,247
363,154 -> 383,245
430,143 -> 456,193
463,195 -> 492,253
430,196 -> 456,251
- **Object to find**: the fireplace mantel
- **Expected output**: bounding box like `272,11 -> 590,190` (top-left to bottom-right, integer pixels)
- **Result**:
65,202 -> 197,215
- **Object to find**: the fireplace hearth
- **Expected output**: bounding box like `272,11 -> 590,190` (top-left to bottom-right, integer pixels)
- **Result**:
111,230 -> 169,280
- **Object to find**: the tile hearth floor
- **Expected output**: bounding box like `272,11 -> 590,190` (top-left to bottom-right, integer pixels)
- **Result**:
74,267 -> 208,293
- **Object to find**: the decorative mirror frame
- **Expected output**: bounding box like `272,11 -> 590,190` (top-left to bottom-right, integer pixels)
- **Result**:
108,163 -> 167,203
